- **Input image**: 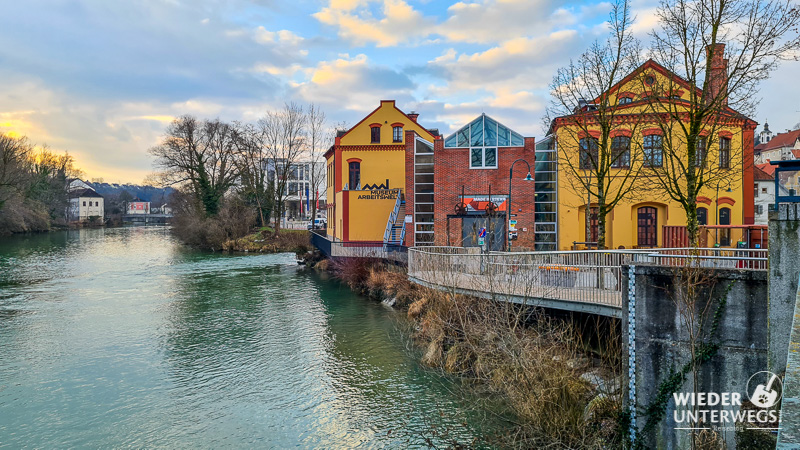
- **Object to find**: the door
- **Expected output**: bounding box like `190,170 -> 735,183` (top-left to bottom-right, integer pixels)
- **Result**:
637,207 -> 658,248
462,215 -> 506,251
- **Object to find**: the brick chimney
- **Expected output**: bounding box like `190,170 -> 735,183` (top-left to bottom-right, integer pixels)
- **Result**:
408,111 -> 419,123
706,43 -> 728,107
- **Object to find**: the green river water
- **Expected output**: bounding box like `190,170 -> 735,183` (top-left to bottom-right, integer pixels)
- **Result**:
0,227 -> 506,448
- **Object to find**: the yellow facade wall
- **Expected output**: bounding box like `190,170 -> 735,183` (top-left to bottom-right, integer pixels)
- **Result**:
346,190 -> 398,242
557,126 -> 748,250
340,149 -> 406,191
555,64 -> 751,250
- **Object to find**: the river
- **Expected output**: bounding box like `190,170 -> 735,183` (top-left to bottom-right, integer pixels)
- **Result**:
0,227 -> 504,448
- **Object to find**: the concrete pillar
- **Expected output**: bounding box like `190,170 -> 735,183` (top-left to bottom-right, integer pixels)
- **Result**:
768,203 -> 800,373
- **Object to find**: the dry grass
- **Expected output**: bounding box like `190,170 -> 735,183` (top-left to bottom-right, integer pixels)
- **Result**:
222,229 -> 311,254
341,262 -> 624,448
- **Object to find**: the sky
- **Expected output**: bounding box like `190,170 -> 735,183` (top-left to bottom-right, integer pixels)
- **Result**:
0,0 -> 798,184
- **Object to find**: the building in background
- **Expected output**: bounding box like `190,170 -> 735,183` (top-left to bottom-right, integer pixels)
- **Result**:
753,163 -> 775,225
127,201 -> 150,215
271,160 -> 327,220
68,187 -> 104,222
757,128 -> 800,163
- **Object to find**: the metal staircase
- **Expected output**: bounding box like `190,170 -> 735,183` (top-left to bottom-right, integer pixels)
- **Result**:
383,190 -> 407,248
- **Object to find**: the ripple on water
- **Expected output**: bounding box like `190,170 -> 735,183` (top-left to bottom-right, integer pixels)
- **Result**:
0,227 -> 506,447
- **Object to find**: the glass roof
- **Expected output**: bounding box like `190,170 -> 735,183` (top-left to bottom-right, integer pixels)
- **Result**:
444,114 -> 524,148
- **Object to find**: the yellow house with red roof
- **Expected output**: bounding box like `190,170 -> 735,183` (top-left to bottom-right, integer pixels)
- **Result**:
324,100 -> 436,244
551,56 -> 757,249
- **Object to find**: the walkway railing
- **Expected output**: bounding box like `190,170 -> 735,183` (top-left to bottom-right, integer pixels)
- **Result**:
407,246 -> 768,314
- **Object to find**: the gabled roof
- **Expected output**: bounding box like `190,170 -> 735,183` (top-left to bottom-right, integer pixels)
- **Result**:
71,188 -> 103,198
757,162 -> 776,177
754,164 -> 773,181
444,113 -> 525,148
593,59 -> 749,119
762,129 -> 800,152
336,100 -> 435,142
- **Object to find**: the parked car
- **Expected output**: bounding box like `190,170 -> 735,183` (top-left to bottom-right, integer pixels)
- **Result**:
308,218 -> 327,230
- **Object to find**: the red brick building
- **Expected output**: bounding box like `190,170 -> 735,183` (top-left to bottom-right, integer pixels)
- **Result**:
404,114 -> 536,250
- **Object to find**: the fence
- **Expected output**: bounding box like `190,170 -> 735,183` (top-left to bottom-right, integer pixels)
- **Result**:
407,246 -> 768,312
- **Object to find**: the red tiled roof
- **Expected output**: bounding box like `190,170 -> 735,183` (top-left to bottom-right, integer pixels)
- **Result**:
754,164 -> 773,181
763,129 -> 800,151
755,142 -> 767,151
793,149 -> 800,159
757,162 -> 776,177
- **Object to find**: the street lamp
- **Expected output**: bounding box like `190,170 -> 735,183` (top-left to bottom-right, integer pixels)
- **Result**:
507,158 -> 534,251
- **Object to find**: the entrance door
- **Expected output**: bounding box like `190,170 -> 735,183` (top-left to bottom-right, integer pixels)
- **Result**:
637,207 -> 658,248
462,215 -> 506,251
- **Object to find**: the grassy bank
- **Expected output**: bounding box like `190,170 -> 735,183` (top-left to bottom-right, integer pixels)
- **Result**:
317,256 -> 625,448
222,227 -> 311,254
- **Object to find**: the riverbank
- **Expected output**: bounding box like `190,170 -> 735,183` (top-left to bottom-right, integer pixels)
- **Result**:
222,228 -> 312,254
313,256 -> 625,448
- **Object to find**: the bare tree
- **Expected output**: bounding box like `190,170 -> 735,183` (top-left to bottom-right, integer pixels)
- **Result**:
306,103 -> 327,227
0,134 -> 34,209
546,0 -> 645,249
259,102 -> 307,231
149,116 -> 238,216
642,0 -> 800,246
232,121 -> 272,227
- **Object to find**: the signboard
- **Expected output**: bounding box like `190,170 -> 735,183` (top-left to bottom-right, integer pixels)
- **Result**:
509,219 -> 517,232
405,215 -> 412,223
355,190 -> 398,200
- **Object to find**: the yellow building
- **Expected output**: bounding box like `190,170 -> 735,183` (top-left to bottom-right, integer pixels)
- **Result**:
324,100 -> 436,244
551,58 -> 756,250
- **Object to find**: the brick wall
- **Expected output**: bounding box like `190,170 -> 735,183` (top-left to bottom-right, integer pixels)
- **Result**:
433,137 -> 537,249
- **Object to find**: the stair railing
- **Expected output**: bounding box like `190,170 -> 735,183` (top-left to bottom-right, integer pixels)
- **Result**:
383,189 -> 403,246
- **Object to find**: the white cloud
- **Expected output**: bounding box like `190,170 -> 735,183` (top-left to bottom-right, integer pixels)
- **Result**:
314,0 -> 435,47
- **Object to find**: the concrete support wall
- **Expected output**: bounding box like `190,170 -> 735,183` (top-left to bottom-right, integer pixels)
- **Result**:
768,203 -> 800,373
623,265 -> 769,449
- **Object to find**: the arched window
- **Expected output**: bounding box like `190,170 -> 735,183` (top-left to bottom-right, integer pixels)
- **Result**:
348,161 -> 360,189
611,136 -> 631,168
719,207 -> 731,225
637,206 -> 657,247
370,125 -> 381,143
697,207 -> 708,226
618,96 -> 633,105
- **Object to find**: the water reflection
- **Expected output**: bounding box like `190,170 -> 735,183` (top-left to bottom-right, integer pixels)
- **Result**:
0,227 -> 503,447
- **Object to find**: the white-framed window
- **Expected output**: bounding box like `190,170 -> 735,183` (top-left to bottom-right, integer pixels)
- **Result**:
393,126 -> 403,142
470,147 -> 497,169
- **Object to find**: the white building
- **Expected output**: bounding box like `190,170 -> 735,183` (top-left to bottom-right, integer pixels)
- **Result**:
754,164 -> 774,225
68,188 -> 104,221
267,159 -> 327,220
758,128 -> 800,163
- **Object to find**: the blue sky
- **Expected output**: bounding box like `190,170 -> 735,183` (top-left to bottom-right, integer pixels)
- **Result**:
0,0 -> 797,183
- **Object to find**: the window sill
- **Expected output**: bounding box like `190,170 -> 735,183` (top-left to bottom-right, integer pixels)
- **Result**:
469,166 -> 499,170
